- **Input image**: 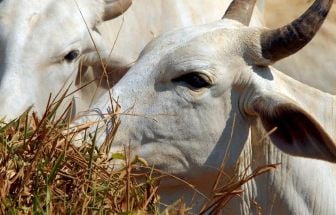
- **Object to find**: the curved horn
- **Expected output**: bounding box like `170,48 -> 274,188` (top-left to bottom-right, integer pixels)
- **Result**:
260,0 -> 333,63
103,0 -> 132,21
223,0 -> 257,25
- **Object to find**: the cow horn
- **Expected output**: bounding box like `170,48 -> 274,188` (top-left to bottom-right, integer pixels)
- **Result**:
223,0 -> 257,25
103,0 -> 132,21
260,0 -> 333,63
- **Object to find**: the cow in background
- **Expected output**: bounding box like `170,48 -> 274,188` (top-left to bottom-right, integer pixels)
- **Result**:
0,0 -> 132,118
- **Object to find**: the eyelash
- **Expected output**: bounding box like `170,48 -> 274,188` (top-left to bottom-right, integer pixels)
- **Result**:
172,72 -> 211,89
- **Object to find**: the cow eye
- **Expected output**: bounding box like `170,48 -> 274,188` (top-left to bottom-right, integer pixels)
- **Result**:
172,72 -> 211,89
64,50 -> 80,62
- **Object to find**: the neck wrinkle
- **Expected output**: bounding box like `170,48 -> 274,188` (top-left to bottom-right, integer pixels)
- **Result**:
235,118 -> 336,215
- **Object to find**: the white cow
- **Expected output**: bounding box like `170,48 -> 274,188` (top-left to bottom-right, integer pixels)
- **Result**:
78,0 -> 336,213
0,0 -> 266,120
0,0 -> 133,119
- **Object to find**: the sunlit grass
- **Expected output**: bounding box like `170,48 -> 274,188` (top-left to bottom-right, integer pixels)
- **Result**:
0,91 -> 162,214
0,90 -> 276,214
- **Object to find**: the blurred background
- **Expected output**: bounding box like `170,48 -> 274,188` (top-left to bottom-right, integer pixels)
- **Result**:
265,0 -> 336,94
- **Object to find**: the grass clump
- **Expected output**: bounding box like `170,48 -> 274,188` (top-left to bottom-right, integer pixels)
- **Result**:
0,92 -> 276,214
0,94 -> 160,214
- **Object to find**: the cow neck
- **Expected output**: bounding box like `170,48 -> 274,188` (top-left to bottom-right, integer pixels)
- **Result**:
233,68 -> 336,214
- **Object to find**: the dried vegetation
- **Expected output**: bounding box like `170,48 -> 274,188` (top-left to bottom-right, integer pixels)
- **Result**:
0,91 -> 276,214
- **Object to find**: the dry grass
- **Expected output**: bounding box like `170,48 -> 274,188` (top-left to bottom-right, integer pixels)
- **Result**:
0,91 -> 276,214
0,91 -> 162,214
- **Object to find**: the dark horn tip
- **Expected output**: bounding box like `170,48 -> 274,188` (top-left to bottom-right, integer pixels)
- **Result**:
260,0 -> 333,63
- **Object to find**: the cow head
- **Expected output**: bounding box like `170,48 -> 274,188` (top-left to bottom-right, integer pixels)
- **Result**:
0,0 -> 131,119
83,0 -> 336,183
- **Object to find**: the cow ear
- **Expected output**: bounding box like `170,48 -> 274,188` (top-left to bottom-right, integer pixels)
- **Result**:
76,30 -> 130,88
77,52 -> 130,89
103,0 -> 132,21
85,58 -> 130,89
250,94 -> 336,163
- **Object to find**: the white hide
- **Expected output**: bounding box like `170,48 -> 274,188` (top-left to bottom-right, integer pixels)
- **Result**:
98,0 -> 265,63
99,0 -> 336,95
80,16 -> 336,215
0,0 -> 265,119
0,0 -> 106,119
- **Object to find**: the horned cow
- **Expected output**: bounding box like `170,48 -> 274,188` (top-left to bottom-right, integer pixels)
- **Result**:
78,0 -> 336,213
